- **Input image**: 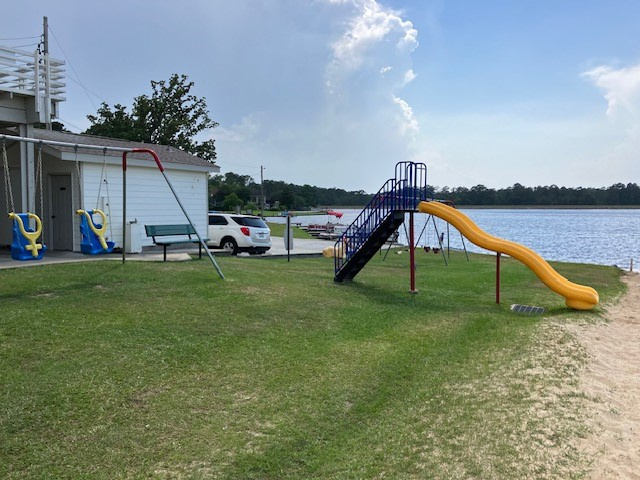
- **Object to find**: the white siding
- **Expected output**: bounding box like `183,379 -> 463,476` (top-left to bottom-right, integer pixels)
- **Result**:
81,163 -> 208,249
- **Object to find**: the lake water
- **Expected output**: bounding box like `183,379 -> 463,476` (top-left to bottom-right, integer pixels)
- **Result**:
273,208 -> 640,270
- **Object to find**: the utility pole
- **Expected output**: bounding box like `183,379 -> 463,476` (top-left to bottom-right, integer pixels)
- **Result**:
43,16 -> 49,55
260,165 -> 265,218
42,16 -> 51,130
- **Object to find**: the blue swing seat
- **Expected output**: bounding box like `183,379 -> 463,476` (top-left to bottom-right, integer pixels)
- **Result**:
10,212 -> 47,261
78,209 -> 115,255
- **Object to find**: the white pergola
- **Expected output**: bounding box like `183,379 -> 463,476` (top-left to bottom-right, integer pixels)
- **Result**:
0,43 -> 66,213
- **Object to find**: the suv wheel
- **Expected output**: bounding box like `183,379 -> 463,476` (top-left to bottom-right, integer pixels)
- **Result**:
220,237 -> 238,255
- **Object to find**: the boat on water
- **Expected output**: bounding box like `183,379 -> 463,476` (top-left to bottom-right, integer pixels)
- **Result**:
303,210 -> 347,238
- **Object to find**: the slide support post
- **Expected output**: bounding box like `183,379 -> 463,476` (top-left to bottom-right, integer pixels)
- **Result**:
496,252 -> 501,304
409,211 -> 417,293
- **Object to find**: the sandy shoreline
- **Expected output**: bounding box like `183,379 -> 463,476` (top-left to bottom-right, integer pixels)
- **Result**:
568,272 -> 640,479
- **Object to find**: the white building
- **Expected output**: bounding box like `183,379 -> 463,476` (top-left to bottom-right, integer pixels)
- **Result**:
0,43 -> 218,254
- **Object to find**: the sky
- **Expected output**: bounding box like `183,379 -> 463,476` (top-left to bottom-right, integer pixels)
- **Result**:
3,0 -> 640,192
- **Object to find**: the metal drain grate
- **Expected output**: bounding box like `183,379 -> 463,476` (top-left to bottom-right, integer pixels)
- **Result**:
510,304 -> 545,315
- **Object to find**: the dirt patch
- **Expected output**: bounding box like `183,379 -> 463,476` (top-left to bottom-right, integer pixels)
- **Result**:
567,272 -> 640,479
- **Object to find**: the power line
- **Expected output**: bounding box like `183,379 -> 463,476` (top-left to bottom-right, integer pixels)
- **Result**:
0,34 -> 41,41
57,117 -> 84,133
65,75 -> 108,104
11,42 -> 39,49
47,26 -> 101,112
216,160 -> 260,169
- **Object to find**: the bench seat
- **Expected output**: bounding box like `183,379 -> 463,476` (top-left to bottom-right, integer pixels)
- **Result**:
145,224 -> 209,261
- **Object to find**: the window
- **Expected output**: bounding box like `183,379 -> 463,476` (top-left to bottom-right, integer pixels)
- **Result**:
231,217 -> 268,228
209,215 -> 228,226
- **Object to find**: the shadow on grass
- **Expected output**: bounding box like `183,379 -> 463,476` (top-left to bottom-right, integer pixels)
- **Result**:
220,313 -> 530,478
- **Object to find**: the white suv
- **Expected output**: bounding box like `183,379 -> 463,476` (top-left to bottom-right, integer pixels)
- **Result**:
208,213 -> 271,255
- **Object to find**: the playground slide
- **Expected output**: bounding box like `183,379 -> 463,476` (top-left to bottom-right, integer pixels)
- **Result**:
417,201 -> 599,310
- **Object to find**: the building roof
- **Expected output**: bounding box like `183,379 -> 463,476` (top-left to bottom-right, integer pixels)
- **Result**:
31,129 -> 219,171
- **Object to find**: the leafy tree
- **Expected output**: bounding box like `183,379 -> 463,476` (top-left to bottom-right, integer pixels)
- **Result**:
280,185 -> 295,209
223,193 -> 243,211
85,74 -> 218,162
85,104 -> 139,140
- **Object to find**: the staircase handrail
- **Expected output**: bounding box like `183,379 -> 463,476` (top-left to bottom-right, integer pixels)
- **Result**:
333,161 -> 428,276
334,177 -> 399,271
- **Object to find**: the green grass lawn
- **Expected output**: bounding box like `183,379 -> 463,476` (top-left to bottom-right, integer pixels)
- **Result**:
0,251 -> 623,479
266,222 -> 315,239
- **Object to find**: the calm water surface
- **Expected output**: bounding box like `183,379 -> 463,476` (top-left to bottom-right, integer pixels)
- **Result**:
276,209 -> 639,269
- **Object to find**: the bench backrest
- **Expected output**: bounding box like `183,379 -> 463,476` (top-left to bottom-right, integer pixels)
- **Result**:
145,224 -> 196,238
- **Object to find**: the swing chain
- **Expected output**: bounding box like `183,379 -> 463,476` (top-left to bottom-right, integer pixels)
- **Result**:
95,147 -> 107,210
2,137 -> 15,214
102,149 -> 114,240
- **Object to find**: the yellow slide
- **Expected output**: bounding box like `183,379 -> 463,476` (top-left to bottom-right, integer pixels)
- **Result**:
418,201 -> 599,310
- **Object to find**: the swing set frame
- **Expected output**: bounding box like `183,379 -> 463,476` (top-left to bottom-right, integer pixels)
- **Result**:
0,133 -> 224,279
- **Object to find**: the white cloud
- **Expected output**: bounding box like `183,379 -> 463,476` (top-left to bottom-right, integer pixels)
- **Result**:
328,0 -> 418,71
393,96 -> 419,137
582,64 -> 640,117
216,1 -> 425,192
323,0 -> 422,165
214,113 -> 261,143
402,68 -> 416,85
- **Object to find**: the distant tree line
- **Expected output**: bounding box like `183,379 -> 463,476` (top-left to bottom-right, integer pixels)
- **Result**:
210,174 -> 640,211
433,183 -> 640,206
208,173 -> 370,211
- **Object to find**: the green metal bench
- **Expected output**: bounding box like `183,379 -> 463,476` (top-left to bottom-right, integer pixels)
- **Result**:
144,224 -> 209,261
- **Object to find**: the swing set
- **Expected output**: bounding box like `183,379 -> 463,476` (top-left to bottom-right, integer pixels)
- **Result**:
414,201 -> 470,266
74,145 -> 114,255
380,200 -> 470,266
0,134 -> 224,279
2,138 -> 47,260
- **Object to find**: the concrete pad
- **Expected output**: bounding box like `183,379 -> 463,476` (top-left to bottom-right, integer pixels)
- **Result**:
123,252 -> 193,262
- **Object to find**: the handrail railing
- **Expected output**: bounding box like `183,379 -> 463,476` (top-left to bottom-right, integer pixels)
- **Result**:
0,45 -> 66,122
334,177 -> 398,272
334,161 -> 428,275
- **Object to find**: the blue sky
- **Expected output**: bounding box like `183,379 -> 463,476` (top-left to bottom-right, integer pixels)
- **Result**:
3,1 -> 639,192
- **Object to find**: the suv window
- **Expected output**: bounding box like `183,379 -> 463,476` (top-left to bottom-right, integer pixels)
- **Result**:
231,217 -> 268,228
209,215 -> 229,226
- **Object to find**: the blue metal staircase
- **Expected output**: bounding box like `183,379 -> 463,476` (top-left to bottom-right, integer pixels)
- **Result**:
334,162 -> 429,282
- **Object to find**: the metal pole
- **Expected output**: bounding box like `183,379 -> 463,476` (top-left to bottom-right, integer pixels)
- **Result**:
122,152 -> 127,264
409,211 -> 417,293
430,215 -> 448,266
42,17 -> 52,131
461,234 -> 470,261
43,17 -> 49,55
124,149 -> 224,279
286,214 -> 290,263
0,134 -> 133,153
260,165 -> 265,219
447,222 -> 450,259
415,214 -> 430,247
496,252 -> 501,304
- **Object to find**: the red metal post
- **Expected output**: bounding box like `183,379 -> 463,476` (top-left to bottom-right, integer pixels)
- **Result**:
496,252 -> 501,304
409,211 -> 417,293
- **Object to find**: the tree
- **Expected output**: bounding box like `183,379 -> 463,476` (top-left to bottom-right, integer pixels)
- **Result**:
280,185 -> 295,209
223,193 -> 243,211
85,103 -> 139,140
85,74 -> 218,162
